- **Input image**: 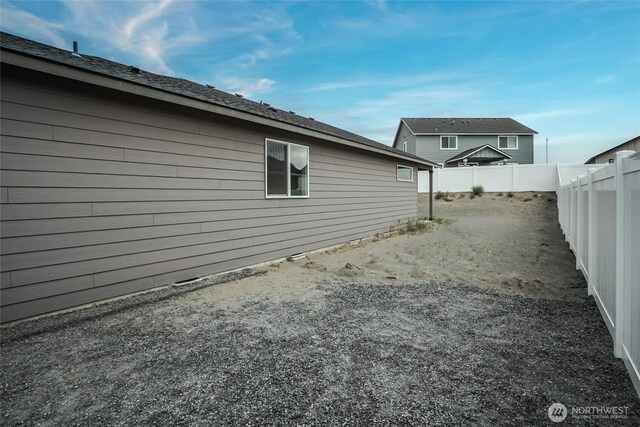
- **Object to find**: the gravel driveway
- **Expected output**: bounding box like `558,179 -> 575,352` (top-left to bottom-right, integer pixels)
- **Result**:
1,275 -> 638,425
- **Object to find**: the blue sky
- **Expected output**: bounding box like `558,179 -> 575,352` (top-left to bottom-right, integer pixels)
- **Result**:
1,0 -> 639,163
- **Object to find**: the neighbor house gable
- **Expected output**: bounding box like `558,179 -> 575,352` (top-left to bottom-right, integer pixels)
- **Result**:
445,144 -> 512,165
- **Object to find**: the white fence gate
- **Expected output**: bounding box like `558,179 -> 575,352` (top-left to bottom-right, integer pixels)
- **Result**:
558,150 -> 640,395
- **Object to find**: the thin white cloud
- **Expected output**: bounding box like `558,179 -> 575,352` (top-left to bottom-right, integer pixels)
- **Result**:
219,78 -> 275,98
28,0 -> 206,75
0,3 -> 66,48
514,108 -> 589,121
301,71 -> 471,93
232,45 -> 295,69
595,74 -> 617,84
120,0 -> 173,48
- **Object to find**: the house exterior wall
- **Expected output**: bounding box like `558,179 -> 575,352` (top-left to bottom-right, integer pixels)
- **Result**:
393,121 -> 416,155
0,68 -> 420,323
415,134 -> 534,166
587,137 -> 640,164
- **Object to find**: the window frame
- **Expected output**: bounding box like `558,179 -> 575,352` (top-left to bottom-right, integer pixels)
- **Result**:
402,140 -> 407,152
498,135 -> 519,150
440,135 -> 458,150
264,138 -> 310,199
396,165 -> 414,182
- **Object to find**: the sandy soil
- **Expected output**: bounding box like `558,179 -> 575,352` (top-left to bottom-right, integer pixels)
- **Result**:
180,191 -> 586,310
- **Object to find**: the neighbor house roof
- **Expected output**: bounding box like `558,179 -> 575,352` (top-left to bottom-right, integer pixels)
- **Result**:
445,145 -> 512,164
401,118 -> 538,135
585,135 -> 640,164
0,32 -> 438,169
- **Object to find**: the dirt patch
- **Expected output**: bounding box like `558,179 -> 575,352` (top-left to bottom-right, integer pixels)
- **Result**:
181,191 -> 584,309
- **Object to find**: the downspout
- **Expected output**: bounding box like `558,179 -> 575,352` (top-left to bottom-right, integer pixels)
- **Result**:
429,168 -> 434,221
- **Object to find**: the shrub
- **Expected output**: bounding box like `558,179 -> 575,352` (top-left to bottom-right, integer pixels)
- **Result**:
471,185 -> 484,197
403,221 -> 432,235
507,192 -> 514,198
497,192 -> 503,196
522,198 -> 532,202
435,191 -> 450,200
434,218 -> 454,225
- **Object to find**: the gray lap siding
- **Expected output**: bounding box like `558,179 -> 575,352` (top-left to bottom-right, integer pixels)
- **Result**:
0,69 -> 419,322
416,135 -> 534,165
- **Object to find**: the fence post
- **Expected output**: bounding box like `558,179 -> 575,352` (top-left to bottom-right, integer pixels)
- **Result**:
575,176 -> 583,270
587,168 -> 596,296
429,169 -> 434,221
511,164 -> 515,192
614,150 -> 634,358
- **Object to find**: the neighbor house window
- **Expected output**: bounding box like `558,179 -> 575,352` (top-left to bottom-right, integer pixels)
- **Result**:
441,136 -> 457,149
266,139 -> 309,198
396,165 -> 413,182
498,136 -> 518,149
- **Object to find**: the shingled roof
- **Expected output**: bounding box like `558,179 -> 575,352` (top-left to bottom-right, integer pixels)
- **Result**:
402,118 -> 538,135
0,32 -> 436,168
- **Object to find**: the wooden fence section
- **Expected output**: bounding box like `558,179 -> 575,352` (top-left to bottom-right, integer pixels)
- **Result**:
558,150 -> 639,396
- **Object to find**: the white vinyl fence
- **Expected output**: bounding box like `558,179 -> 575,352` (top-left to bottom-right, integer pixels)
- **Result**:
418,163 -> 602,193
558,150 -> 640,395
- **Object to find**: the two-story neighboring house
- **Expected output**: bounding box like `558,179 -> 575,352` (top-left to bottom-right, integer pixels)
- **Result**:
393,118 -> 538,167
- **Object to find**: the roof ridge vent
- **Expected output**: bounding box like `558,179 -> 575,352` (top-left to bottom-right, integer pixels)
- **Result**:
71,41 -> 81,58
234,93 -> 243,98
206,84 -> 215,89
128,65 -> 140,74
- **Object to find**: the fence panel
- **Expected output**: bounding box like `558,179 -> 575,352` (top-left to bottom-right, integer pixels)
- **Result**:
592,171 -> 616,330
622,154 -> 640,393
418,163 -> 603,194
577,177 -> 589,276
558,150 -> 639,396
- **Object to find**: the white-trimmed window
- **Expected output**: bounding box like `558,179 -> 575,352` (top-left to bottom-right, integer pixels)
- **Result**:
440,136 -> 457,149
402,140 -> 407,152
265,139 -> 309,198
396,165 -> 413,182
498,136 -> 518,149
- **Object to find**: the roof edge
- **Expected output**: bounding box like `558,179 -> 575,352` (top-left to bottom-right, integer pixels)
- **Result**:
0,48 -> 438,169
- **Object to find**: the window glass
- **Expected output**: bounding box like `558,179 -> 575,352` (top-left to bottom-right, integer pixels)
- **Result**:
441,136 -> 457,149
266,140 -> 288,196
266,139 -> 309,197
397,165 -> 413,181
290,144 -> 309,196
499,136 -> 517,149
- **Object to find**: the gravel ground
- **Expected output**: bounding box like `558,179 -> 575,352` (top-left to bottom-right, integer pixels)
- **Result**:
1,277 -> 638,425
